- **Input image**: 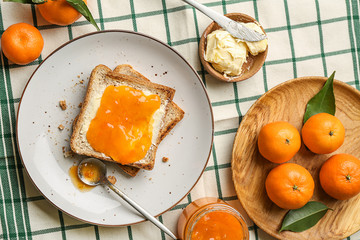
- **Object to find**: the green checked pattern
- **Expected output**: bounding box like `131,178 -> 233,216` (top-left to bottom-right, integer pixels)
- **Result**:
0,0 -> 360,239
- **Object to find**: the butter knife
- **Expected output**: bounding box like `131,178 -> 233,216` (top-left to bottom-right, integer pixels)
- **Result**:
181,0 -> 266,42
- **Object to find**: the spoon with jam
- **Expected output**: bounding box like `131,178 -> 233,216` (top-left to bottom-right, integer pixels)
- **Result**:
77,158 -> 178,239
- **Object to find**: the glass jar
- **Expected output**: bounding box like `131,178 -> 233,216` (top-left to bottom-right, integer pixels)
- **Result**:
177,197 -> 249,240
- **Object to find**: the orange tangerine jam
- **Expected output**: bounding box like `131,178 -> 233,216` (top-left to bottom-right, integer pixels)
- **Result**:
86,85 -> 161,164
79,161 -> 101,183
68,165 -> 94,192
177,197 -> 249,240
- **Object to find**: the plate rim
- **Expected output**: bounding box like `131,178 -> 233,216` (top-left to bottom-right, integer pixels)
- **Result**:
231,76 -> 360,239
16,30 -> 214,226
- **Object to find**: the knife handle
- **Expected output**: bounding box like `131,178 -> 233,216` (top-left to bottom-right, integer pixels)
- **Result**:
181,0 -> 230,29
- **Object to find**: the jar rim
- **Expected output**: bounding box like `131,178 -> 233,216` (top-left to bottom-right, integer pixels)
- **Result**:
183,203 -> 249,240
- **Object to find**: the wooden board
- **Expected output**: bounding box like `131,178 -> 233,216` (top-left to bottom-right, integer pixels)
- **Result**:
231,76 -> 360,240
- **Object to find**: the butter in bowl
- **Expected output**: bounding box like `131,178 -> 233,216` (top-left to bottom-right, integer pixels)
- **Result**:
199,13 -> 268,82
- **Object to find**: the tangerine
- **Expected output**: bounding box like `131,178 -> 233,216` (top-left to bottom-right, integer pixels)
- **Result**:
302,113 -> 345,154
319,154 -> 360,200
1,23 -> 44,65
265,163 -> 315,209
37,0 -> 87,26
258,121 -> 301,163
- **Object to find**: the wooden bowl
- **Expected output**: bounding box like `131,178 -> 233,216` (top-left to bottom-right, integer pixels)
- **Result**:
199,13 -> 268,82
232,77 -> 360,239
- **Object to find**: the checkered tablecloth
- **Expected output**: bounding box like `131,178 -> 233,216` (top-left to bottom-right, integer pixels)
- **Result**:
1,0 -> 360,239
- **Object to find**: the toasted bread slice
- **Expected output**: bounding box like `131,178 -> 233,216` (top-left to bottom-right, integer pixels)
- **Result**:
70,64 -> 176,170
112,65 -> 185,176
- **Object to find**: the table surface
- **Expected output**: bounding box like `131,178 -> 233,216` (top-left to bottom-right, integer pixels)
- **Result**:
1,0 -> 360,239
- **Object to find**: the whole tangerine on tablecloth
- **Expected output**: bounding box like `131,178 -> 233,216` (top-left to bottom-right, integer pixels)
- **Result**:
37,0 -> 87,26
1,22 -> 44,65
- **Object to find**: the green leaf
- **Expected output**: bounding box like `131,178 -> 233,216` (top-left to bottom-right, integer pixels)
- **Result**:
66,0 -> 100,31
279,201 -> 331,232
3,0 -> 45,4
303,71 -> 336,124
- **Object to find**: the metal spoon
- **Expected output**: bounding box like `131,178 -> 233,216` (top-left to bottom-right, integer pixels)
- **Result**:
181,0 -> 266,42
77,158 -> 178,240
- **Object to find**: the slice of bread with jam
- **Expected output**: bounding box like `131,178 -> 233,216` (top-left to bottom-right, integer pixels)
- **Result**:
70,64 -> 184,173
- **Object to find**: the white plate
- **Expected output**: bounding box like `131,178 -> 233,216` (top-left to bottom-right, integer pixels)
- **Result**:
16,30 -> 214,226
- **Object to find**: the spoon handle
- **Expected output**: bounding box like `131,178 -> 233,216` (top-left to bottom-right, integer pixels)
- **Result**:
104,180 -> 178,240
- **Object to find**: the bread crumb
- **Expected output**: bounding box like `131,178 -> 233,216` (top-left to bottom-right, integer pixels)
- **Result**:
64,151 -> 74,158
59,100 -> 67,110
162,157 -> 169,163
78,102 -> 83,108
62,147 -> 74,158
107,176 -> 117,184
58,124 -> 65,130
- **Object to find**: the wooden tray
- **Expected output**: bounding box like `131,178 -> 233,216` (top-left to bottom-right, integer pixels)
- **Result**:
232,76 -> 360,239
